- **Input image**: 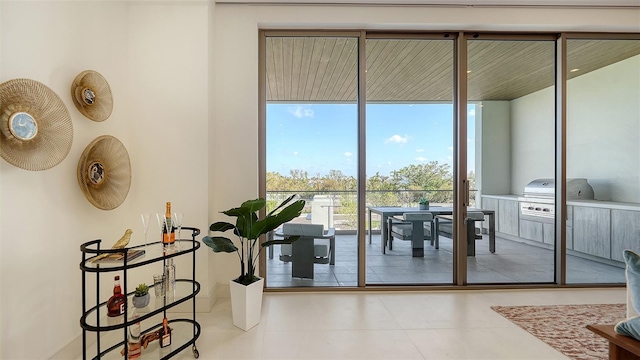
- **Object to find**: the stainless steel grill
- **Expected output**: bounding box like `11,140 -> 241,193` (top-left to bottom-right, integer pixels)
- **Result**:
519,178 -> 594,220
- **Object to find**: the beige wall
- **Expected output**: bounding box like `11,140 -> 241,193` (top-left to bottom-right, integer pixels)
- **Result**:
0,1 -> 209,359
1,0 -> 639,358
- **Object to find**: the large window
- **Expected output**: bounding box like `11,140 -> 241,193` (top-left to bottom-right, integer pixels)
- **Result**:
260,31 -> 639,289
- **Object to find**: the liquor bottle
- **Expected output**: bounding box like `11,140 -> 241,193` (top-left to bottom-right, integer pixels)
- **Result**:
107,275 -> 126,317
159,317 -> 172,348
127,309 -> 142,359
162,202 -> 175,246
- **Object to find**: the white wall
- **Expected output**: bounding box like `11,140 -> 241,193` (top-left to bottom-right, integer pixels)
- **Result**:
511,85 -> 556,194
478,101 -> 512,196
567,55 -> 640,202
510,55 -> 640,201
0,1 -> 209,359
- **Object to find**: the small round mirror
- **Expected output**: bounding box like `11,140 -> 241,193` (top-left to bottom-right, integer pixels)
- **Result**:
87,161 -> 105,185
8,112 -> 38,141
82,87 -> 96,105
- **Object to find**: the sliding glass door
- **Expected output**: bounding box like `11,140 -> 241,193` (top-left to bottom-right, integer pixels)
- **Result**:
262,34 -> 360,288
259,30 -> 639,289
364,35 -> 456,285
467,36 -> 557,284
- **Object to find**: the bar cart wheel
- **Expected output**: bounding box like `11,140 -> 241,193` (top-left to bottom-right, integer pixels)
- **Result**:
193,345 -> 200,358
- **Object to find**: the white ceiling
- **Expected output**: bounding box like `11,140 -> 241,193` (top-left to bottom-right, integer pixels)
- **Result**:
217,0 -> 640,7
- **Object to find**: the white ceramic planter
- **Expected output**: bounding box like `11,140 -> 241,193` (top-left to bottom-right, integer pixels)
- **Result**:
229,277 -> 264,331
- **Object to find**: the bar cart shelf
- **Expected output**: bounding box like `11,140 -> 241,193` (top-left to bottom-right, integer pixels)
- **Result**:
79,227 -> 201,360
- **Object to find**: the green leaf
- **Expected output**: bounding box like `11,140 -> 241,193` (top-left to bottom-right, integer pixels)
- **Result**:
210,221 -> 235,232
202,236 -> 238,253
267,194 -> 297,216
240,198 -> 266,213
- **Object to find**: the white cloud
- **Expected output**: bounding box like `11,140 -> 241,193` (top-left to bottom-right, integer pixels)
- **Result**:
416,148 -> 424,152
385,134 -> 408,144
293,151 -> 299,156
468,108 -> 475,117
344,152 -> 353,157
288,105 -> 314,118
415,156 -> 427,162
448,146 -> 453,152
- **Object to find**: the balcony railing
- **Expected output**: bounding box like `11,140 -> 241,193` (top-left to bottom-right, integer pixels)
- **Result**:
266,189 -> 477,231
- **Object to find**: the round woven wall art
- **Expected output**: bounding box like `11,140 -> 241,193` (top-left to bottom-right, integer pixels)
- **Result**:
77,135 -> 131,210
71,70 -> 113,122
0,78 -> 73,171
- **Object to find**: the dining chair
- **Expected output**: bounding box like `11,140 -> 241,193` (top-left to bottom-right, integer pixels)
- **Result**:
388,212 -> 434,257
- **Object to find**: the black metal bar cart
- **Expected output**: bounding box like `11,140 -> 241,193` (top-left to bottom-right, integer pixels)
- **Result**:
80,227 -> 201,360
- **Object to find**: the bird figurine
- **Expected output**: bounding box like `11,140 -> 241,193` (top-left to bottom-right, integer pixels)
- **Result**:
112,228 -> 133,249
92,229 -> 133,262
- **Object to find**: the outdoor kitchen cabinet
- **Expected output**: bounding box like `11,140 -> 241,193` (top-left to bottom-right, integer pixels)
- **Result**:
479,196 -> 518,236
498,199 -> 519,237
518,207 -> 572,245
611,209 -> 640,262
519,219 -> 543,242
573,206 -> 611,259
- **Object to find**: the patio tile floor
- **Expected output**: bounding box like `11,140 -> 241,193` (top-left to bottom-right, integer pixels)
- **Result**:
265,233 -> 626,287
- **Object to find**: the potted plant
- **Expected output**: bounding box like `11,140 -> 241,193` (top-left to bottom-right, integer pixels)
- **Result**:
202,194 -> 305,330
419,197 -> 430,210
132,283 -> 150,308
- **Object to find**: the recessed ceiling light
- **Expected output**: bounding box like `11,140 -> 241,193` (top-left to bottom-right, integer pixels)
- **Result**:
570,68 -> 580,73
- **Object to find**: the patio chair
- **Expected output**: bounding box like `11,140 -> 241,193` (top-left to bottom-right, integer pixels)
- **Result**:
388,212 -> 434,257
434,211 -> 494,256
279,223 -> 336,279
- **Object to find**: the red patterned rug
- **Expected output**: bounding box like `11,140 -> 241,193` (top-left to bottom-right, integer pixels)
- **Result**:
491,304 -> 626,360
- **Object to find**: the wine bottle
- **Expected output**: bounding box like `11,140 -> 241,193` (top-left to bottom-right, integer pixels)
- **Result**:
159,317 -> 172,348
162,202 -> 175,246
106,275 -> 126,317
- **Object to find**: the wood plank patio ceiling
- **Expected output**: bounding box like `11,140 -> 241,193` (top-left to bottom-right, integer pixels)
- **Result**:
265,38 -> 640,103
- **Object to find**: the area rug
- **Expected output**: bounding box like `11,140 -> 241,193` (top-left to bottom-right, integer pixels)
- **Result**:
491,303 -> 626,360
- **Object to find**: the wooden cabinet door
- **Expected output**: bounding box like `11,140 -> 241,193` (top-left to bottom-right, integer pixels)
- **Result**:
611,209 -> 640,262
573,206 -> 611,258
519,219 -> 543,242
498,199 -> 519,236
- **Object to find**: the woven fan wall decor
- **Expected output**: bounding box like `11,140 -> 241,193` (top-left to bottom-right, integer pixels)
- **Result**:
0,78 -> 73,171
77,135 -> 131,210
71,70 -> 113,122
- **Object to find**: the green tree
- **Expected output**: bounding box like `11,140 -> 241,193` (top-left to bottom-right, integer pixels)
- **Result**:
389,162 -> 453,203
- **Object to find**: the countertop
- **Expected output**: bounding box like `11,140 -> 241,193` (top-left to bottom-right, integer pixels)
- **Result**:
481,194 -> 640,211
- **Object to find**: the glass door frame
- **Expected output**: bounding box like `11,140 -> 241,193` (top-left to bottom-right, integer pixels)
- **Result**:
258,29 -> 639,289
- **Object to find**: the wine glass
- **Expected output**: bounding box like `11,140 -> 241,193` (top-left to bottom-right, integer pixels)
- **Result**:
140,213 -> 150,250
173,212 -> 184,250
155,213 -> 165,244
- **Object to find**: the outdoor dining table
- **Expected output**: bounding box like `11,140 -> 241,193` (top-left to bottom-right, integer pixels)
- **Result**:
367,206 -> 496,256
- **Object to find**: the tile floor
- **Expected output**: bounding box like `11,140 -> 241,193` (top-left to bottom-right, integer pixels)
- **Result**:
266,233 -> 626,287
175,287 -> 626,359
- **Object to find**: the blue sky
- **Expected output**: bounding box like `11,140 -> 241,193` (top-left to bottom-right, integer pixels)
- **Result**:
267,103 -> 476,178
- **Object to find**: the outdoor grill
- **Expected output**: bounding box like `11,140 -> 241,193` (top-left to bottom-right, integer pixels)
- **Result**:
519,178 -> 594,220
